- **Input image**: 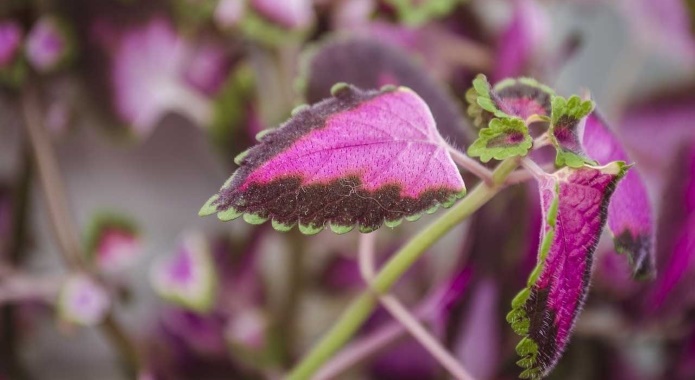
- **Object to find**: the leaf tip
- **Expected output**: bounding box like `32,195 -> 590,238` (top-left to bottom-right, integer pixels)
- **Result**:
199,195 -> 219,216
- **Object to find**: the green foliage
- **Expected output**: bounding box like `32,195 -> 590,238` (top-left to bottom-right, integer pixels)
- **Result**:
385,0 -> 464,26
467,118 -> 533,162
549,95 -> 595,168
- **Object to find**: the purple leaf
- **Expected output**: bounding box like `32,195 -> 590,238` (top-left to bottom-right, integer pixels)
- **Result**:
110,18 -> 225,136
506,162 -> 628,378
301,37 -> 473,145
200,85 -> 466,234
493,0 -> 550,81
453,278 -> 501,380
57,274 -> 111,326
582,113 -> 655,279
151,233 -> 218,313
84,213 -> 141,274
647,141 -> 695,314
26,16 -> 73,73
0,21 -> 22,68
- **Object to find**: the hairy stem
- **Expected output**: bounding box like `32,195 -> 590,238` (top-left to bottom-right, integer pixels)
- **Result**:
287,157 -> 519,379
21,85 -> 140,374
520,158 -> 548,180
446,145 -> 494,185
358,234 -> 474,380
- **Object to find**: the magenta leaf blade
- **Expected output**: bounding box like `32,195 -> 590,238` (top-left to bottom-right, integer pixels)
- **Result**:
201,85 -> 465,234
301,37 -> 472,145
507,162 -> 628,379
582,113 -> 655,279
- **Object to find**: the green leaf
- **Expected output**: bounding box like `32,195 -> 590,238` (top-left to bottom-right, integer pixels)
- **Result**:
385,0 -> 463,26
466,74 -> 508,128
467,118 -> 533,162
549,95 -> 595,168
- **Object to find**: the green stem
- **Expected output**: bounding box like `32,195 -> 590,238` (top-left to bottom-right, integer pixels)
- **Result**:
287,158 -> 520,379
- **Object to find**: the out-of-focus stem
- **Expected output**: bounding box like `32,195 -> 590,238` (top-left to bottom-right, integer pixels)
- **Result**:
21,86 -> 83,269
0,146 -> 33,380
21,85 -> 140,374
287,158 -> 519,380
357,234 -> 474,380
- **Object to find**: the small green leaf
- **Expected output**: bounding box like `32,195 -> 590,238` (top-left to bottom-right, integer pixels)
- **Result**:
385,0 -> 462,26
549,95 -> 596,168
467,118 -> 533,162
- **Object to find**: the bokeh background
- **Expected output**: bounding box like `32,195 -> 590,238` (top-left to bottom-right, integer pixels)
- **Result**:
0,0 -> 694,379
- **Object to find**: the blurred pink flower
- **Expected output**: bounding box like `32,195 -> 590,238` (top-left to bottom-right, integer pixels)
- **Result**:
0,21 -> 22,68
26,16 -> 71,73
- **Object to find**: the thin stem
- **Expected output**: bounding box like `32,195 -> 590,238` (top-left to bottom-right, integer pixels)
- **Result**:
21,85 -> 140,374
358,235 -> 474,380
520,158 -> 548,180
314,317 -> 408,380
22,87 -> 84,269
446,145 -> 493,185
273,231 -> 305,366
287,158 -> 519,380
1,144 -> 33,380
532,133 -> 550,149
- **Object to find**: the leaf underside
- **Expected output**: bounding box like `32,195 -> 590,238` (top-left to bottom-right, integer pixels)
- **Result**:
507,162 -> 628,379
201,85 -> 465,234
300,36 -> 471,146
582,113 -> 655,279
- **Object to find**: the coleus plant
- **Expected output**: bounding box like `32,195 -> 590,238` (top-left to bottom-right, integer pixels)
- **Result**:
200,73 -> 653,378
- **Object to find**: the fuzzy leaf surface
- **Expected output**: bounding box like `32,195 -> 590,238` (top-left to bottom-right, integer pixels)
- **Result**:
467,118 -> 533,162
201,85 -> 465,234
507,162 -> 628,379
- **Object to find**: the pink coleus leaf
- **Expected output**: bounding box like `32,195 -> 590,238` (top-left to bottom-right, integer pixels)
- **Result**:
647,141 -> 695,314
582,113 -> 655,279
57,273 -> 111,326
506,161 -> 628,379
151,232 -> 217,313
84,213 -> 141,274
0,20 -> 22,68
301,37 -> 472,145
200,85 -> 466,234
26,16 -> 74,73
